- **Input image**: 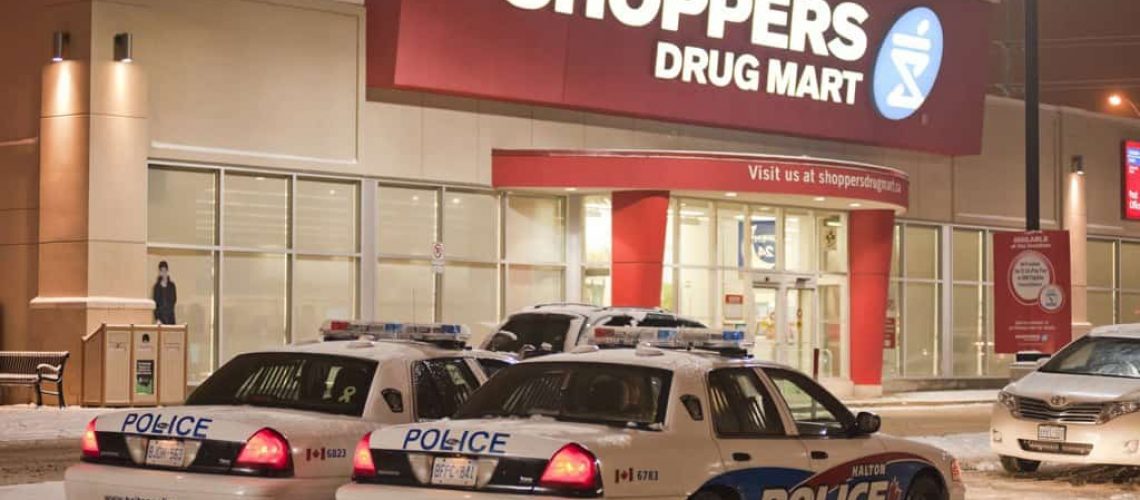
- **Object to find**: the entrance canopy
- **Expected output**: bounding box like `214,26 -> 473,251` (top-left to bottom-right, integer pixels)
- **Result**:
492,150 -> 909,214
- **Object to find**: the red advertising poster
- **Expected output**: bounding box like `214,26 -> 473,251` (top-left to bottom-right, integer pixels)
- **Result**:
994,231 -> 1072,354
1124,141 -> 1140,220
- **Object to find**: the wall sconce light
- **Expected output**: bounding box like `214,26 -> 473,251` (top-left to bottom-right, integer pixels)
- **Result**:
51,31 -> 69,62
113,33 -> 133,62
1071,155 -> 1085,176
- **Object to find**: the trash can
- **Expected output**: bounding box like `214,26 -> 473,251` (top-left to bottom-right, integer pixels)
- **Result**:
83,324 -> 188,407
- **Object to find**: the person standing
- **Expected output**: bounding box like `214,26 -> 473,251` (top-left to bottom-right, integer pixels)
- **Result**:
153,261 -> 177,325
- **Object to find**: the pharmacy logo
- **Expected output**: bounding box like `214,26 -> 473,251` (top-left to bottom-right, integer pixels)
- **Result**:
873,7 -> 944,121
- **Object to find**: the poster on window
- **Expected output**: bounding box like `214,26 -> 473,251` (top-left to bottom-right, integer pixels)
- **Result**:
994,231 -> 1072,354
738,219 -> 776,269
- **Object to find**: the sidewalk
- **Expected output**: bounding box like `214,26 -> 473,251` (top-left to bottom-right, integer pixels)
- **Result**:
846,389 -> 999,409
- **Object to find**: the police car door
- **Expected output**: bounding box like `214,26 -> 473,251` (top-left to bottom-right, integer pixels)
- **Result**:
702,368 -> 814,498
763,368 -> 892,498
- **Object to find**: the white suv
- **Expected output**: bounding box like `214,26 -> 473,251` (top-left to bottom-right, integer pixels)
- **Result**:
480,303 -> 706,358
992,324 -> 1140,473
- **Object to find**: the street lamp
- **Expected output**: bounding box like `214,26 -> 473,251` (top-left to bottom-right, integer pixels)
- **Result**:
1109,93 -> 1140,117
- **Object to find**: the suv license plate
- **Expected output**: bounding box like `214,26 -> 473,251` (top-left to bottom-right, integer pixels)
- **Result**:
1038,424 -> 1067,442
145,439 -> 186,468
430,457 -> 478,487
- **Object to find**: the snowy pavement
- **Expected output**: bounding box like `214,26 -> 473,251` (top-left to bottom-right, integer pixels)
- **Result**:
0,405 -> 108,444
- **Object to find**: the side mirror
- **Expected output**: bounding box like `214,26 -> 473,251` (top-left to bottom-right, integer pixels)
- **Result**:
854,411 -> 881,435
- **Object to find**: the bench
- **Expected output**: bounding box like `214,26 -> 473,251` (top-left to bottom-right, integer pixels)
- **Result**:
0,351 -> 69,407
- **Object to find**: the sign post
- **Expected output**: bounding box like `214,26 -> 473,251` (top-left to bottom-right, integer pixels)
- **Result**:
994,231 -> 1072,354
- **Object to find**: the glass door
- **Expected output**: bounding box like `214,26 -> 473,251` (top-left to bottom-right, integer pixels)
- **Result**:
752,287 -> 779,362
783,286 -> 817,374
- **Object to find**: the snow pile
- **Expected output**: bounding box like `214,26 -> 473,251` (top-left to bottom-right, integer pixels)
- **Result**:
910,432 -> 1001,471
0,405 -> 109,444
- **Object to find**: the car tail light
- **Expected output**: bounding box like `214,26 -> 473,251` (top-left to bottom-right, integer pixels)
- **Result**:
539,443 -> 599,491
353,432 -> 376,478
235,428 -> 292,472
81,419 -> 99,458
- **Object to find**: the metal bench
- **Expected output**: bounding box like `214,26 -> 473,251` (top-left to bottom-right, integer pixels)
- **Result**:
0,351 -> 69,407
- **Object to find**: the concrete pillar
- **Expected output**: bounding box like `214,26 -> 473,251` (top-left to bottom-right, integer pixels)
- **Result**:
1065,172 -> 1092,338
611,191 -> 669,308
30,43 -> 151,403
848,210 -> 895,398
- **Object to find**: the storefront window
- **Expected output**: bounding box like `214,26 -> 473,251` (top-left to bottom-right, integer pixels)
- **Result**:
444,192 -> 498,261
819,214 -> 846,274
749,208 -> 777,270
376,261 -> 435,322
583,196 -> 611,265
678,268 -> 713,326
506,266 -> 563,313
294,256 -> 357,341
378,186 -> 437,256
147,249 -> 215,384
507,196 -> 565,263
582,269 -> 611,306
678,200 -> 712,266
443,264 -> 497,337
148,168 -> 216,246
1089,239 -> 1117,327
294,179 -> 359,341
784,210 -> 815,272
717,203 -> 745,268
223,174 -> 290,250
297,179 -> 357,254
952,229 -> 984,377
886,224 -> 942,378
221,252 -> 287,360
904,282 -> 940,377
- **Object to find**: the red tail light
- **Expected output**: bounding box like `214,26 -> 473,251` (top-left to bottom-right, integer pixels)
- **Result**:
353,432 -> 376,478
81,419 -> 100,458
539,443 -> 599,491
235,428 -> 292,472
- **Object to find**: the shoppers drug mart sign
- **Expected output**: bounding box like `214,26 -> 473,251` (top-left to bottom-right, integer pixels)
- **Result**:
994,231 -> 1072,355
366,0 -> 992,155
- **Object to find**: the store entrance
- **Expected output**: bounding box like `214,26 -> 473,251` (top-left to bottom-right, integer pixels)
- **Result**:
751,278 -> 825,376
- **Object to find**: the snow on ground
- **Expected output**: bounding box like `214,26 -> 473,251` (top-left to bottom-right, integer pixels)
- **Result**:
0,405 -> 108,443
911,432 -> 1001,471
0,481 -> 63,500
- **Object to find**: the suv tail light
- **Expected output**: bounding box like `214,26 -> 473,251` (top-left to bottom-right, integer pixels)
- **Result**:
353,432 -> 376,478
235,428 -> 292,473
81,419 -> 100,458
539,443 -> 600,492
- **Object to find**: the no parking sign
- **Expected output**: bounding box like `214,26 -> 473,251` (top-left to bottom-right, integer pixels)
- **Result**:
994,231 -> 1072,354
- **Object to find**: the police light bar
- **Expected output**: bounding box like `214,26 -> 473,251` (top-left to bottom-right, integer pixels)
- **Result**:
320,320 -> 469,344
588,326 -> 753,352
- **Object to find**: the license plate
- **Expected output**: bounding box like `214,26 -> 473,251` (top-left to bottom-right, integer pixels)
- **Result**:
1038,424 -> 1067,442
145,439 -> 186,468
430,457 -> 478,487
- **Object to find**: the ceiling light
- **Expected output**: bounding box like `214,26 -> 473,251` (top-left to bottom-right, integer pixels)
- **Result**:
725,192 -> 738,198
565,187 -> 578,192
849,202 -> 862,208
813,197 -> 826,202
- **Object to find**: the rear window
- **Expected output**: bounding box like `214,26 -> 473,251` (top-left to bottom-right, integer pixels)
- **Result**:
487,313 -> 574,353
413,358 -> 481,420
187,352 -> 377,417
454,362 -> 671,430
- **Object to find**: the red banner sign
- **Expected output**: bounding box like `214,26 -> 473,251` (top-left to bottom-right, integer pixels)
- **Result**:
994,231 -> 1072,354
366,0 -> 992,155
1125,141 -> 1140,220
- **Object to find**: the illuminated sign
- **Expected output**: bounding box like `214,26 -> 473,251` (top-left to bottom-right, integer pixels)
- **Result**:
366,0 -> 992,155
1125,141 -> 1140,220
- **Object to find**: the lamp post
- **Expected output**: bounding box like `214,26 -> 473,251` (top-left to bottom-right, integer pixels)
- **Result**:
1109,94 -> 1140,118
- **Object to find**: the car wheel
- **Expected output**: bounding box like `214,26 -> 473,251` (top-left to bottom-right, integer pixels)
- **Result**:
1000,455 -> 1042,473
689,489 -> 732,500
905,474 -> 947,500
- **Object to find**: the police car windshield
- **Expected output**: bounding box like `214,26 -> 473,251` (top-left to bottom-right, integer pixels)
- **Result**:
187,352 -> 377,416
488,313 -> 573,353
454,362 -> 671,430
1040,336 -> 1140,380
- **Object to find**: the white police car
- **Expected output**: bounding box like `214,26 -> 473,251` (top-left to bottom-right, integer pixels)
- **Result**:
483,303 -> 706,357
65,321 -> 513,500
340,327 -> 964,500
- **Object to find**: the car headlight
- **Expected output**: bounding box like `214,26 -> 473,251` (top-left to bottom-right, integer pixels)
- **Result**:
1104,401 -> 1140,422
998,390 -> 1018,411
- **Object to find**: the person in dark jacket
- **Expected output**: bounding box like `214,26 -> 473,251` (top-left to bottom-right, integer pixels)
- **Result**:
153,261 -> 177,325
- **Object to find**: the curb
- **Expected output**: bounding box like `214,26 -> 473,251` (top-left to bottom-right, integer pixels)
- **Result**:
848,399 -> 996,409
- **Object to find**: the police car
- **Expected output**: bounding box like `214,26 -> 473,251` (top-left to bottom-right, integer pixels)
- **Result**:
992,324 -> 1140,473
64,321 -> 513,500
483,303 -> 706,357
340,327 -> 964,500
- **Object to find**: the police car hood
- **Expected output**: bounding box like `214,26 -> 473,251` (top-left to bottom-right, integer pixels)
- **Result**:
372,417 -> 641,459
1010,371 -> 1140,403
94,405 -> 369,443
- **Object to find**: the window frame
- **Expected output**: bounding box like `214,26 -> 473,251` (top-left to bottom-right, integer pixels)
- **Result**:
705,367 -> 789,439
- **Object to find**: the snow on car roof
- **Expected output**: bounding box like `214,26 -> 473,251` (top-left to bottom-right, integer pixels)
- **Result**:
518,346 -> 786,376
259,338 -> 486,363
1089,323 -> 1140,339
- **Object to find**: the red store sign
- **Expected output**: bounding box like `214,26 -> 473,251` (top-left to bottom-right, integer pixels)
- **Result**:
993,231 -> 1072,355
366,0 -> 992,155
1124,141 -> 1140,221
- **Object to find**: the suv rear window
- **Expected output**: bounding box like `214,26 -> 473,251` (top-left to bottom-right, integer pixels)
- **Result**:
187,352 -> 377,417
487,313 -> 574,353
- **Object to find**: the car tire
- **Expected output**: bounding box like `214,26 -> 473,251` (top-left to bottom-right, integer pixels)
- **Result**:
905,473 -> 947,500
689,489 -> 732,500
1000,455 -> 1042,473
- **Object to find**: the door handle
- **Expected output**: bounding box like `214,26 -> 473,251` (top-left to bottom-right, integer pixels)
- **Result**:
732,452 -> 752,462
810,451 -> 829,460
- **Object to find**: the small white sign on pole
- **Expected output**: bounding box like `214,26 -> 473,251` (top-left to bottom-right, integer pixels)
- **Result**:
431,242 -> 445,274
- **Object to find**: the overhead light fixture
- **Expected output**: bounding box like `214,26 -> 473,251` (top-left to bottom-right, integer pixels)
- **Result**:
724,192 -> 738,198
1070,155 -> 1085,176
51,31 -> 69,62
813,196 -> 827,202
564,187 -> 578,192
849,202 -> 862,208
113,33 -> 133,62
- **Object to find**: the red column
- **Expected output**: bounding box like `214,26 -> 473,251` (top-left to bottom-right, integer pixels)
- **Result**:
611,191 -> 670,308
848,210 -> 896,387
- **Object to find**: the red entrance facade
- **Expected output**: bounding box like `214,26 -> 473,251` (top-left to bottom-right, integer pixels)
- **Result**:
494,150 -> 907,391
